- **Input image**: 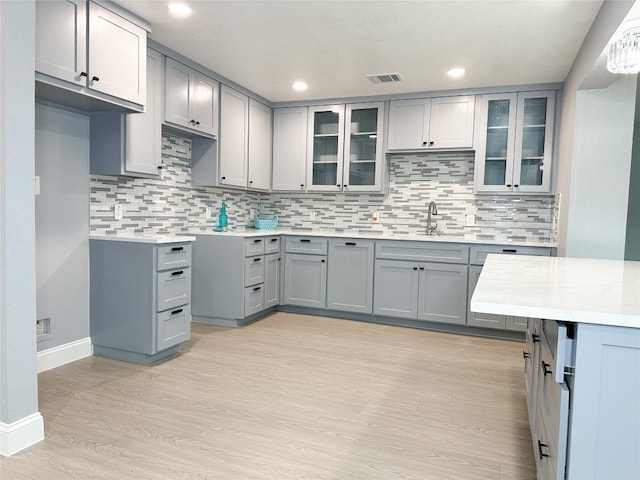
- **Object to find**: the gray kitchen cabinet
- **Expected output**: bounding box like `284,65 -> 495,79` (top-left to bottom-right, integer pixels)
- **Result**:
272,107 -> 307,191
90,239 -> 192,365
35,0 -> 147,108
191,235 -> 279,326
327,239 -> 374,314
283,237 -> 328,308
374,259 -> 467,325
248,99 -> 273,191
89,48 -> 162,177
219,85 -> 249,188
467,244 -> 553,332
307,102 -> 385,193
475,90 -> 555,194
387,95 -> 475,151
165,57 -> 219,138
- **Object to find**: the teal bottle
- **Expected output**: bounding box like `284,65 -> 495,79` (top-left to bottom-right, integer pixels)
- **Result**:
218,202 -> 228,231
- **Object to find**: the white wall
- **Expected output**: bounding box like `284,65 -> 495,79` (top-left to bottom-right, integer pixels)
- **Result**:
565,76 -> 636,259
554,0 -> 635,257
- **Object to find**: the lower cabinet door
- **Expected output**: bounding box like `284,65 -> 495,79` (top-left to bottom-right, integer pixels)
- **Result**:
506,315 -> 528,332
156,305 -> 191,352
373,259 -> 419,319
283,254 -> 327,308
467,264 -> 507,329
263,253 -> 280,309
417,263 -> 468,325
327,239 -> 374,314
244,284 -> 265,316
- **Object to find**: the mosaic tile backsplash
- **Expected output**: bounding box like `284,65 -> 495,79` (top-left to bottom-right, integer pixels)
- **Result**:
90,133 -> 558,244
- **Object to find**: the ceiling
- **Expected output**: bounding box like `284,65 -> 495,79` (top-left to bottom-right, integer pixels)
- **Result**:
116,0 -> 605,103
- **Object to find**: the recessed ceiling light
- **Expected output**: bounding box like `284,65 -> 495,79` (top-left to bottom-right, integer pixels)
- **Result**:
168,3 -> 192,17
447,67 -> 466,79
292,81 -> 308,91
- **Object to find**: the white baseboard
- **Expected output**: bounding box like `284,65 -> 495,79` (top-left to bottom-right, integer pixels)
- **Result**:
37,337 -> 93,373
0,412 -> 44,456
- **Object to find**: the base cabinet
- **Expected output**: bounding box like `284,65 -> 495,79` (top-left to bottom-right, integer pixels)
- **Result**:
326,239 -> 374,314
283,237 -> 328,308
90,240 -> 192,365
191,235 -> 279,326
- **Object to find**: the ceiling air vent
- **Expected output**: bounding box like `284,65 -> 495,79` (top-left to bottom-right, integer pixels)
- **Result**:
366,73 -> 403,84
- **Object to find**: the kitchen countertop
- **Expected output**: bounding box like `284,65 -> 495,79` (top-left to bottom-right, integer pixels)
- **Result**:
470,254 -> 640,329
187,227 -> 556,248
90,234 -> 196,244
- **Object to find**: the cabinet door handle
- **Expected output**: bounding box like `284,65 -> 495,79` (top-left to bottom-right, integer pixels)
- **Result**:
413,267 -> 418,271
506,184 -> 512,188
541,361 -> 553,377
253,257 -> 262,263
190,119 -> 196,125
171,270 -> 184,276
532,334 -> 541,343
157,165 -> 164,169
343,184 -> 347,188
300,239 -> 311,243
221,176 -> 226,180
249,180 -> 253,184
171,308 -> 183,315
300,184 -> 304,188
429,141 -> 434,146
514,184 -> 519,188
422,141 -> 427,146
522,350 -> 530,359
80,71 -> 88,77
195,121 -> 200,125
321,259 -> 325,263
502,249 -> 517,253
537,440 -> 550,459
336,184 -> 341,188
345,242 -> 356,246
171,247 -> 184,252
91,76 -> 100,82
253,286 -> 261,291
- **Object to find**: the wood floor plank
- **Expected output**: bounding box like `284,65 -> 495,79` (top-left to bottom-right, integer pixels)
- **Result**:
0,313 -> 536,479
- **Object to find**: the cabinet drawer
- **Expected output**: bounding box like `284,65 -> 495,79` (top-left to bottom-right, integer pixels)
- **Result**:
542,320 -> 575,384
156,244 -> 191,271
244,284 -> 265,317
285,237 -> 328,255
244,255 -> 265,287
156,305 -> 190,352
376,241 -> 469,264
157,268 -> 191,312
469,244 -> 552,265
264,236 -> 280,254
244,238 -> 265,257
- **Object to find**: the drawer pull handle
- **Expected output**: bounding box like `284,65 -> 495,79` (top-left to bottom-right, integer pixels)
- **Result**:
419,267 -> 424,270
254,239 -> 262,243
253,286 -> 261,291
522,350 -> 530,359
171,270 -> 184,276
300,239 -> 311,243
532,334 -> 541,343
270,238 -> 278,242
537,440 -> 550,459
345,242 -> 356,246
541,361 -> 553,377
171,308 -> 183,315
502,249 -> 517,253
253,258 -> 261,262
171,247 -> 184,252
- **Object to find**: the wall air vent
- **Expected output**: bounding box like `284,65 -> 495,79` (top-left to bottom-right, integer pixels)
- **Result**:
366,73 -> 403,84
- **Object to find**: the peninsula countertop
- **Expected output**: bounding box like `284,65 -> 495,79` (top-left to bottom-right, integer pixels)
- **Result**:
470,254 -> 640,329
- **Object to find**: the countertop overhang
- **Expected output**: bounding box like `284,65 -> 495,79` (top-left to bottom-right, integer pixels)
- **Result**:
470,254 -> 640,328
89,234 -> 196,244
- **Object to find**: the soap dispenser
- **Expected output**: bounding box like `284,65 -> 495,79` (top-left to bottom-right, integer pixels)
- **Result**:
218,202 -> 228,231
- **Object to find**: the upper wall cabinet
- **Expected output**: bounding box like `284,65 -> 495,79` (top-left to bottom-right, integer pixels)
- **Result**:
474,91 -> 555,194
387,95 -> 475,151
272,107 -> 308,192
165,57 -> 219,139
218,85 -> 249,188
307,102 -> 385,193
35,0 -> 147,108
90,49 -> 163,178
247,99 -> 273,191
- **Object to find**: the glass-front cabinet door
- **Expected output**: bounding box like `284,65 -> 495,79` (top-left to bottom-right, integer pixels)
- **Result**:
343,102 -> 384,192
475,91 -> 555,194
307,102 -> 384,192
307,105 -> 345,191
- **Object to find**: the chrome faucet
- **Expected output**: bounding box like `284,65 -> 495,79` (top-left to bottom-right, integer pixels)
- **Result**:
427,201 -> 438,235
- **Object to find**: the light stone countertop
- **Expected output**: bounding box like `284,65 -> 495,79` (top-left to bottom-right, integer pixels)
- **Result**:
187,227 -> 557,248
89,234 -> 196,244
471,254 -> 640,329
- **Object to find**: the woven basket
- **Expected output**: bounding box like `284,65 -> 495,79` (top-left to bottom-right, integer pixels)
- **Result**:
254,216 -> 278,230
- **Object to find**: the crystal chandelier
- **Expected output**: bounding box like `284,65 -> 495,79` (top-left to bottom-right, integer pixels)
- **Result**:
607,26 -> 640,74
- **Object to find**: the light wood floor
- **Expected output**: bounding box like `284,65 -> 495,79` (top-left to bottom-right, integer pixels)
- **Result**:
0,313 -> 535,480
